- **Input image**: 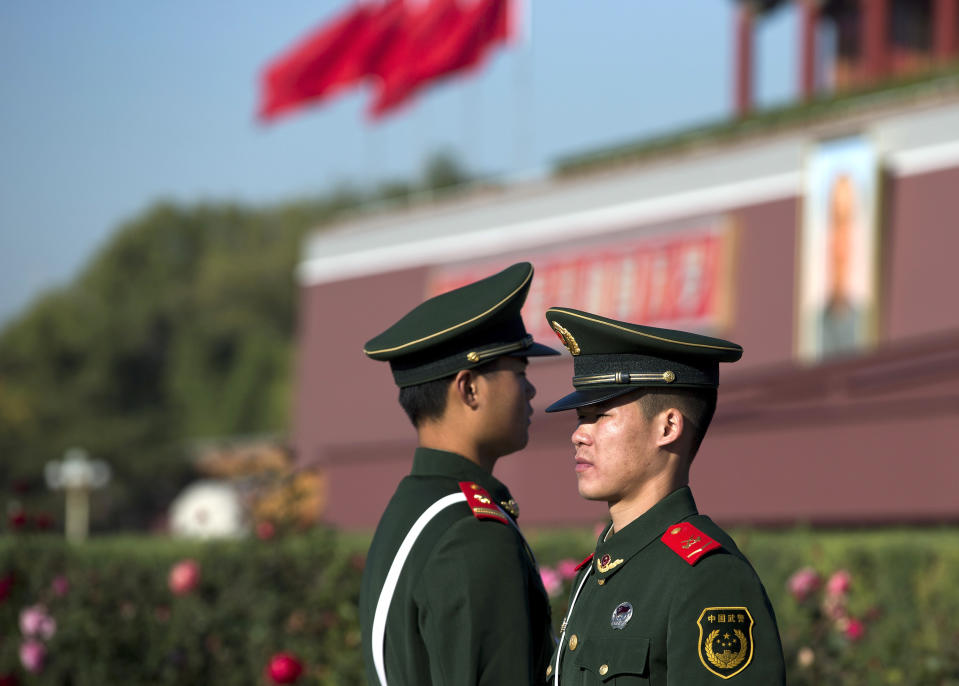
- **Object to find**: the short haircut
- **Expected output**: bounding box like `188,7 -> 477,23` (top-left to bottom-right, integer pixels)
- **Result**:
398,375 -> 454,427
396,357 -> 514,427
637,388 -> 718,458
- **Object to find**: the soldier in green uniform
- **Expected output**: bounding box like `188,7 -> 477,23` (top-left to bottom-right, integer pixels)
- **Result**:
359,262 -> 560,686
542,307 -> 786,685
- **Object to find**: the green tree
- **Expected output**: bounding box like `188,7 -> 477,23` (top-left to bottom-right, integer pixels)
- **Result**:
0,153 -> 471,530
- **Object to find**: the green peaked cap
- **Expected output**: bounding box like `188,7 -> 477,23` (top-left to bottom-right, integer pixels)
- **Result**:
364,262 -> 560,387
544,307 -> 743,412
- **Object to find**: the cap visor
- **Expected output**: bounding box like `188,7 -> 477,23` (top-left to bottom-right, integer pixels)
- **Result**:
512,341 -> 561,358
544,386 -> 638,413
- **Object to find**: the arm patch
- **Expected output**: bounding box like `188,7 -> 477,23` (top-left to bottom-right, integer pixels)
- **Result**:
458,482 -> 509,524
660,522 -> 721,565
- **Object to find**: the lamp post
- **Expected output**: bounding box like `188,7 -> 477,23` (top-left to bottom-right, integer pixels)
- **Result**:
45,447 -> 111,543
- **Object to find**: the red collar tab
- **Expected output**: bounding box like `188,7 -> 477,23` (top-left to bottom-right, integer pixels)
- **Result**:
574,553 -> 595,572
660,522 -> 721,565
458,482 -> 509,524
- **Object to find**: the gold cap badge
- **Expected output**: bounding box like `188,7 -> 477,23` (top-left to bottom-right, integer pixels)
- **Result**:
550,321 -> 581,355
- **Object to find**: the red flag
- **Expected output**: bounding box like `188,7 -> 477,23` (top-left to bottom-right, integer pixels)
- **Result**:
259,3 -> 375,121
350,0 -> 411,83
368,0 -> 462,108
370,0 -> 514,118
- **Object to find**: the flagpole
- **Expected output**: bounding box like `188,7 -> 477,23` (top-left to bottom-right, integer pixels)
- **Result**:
363,0 -> 379,197
512,0 -> 533,178
463,58 -> 481,182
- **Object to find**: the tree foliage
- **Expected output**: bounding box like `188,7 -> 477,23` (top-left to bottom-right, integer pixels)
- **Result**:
0,152 -> 471,530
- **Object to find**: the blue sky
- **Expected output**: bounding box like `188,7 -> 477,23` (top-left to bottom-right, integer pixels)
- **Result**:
0,1 -> 797,326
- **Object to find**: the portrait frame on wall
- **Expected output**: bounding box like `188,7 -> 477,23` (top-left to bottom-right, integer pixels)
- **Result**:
796,134 -> 882,362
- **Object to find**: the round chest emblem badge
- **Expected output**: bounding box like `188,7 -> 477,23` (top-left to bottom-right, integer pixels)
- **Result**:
610,602 -> 633,630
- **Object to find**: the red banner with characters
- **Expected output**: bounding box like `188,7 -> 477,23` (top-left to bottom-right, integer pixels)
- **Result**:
427,220 -> 735,342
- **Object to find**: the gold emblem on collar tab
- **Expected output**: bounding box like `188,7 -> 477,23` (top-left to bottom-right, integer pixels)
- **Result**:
500,498 -> 520,519
596,553 -> 624,573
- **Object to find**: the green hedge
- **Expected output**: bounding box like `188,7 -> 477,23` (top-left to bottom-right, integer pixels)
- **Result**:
3,527 -> 959,685
0,531 -> 363,685
530,526 -> 959,686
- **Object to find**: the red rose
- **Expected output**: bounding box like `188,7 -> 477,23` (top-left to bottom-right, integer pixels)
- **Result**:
33,513 -> 54,530
267,652 -> 303,684
168,559 -> 201,595
256,521 -> 276,541
842,617 -> 866,641
0,574 -> 14,603
0,673 -> 20,686
8,510 -> 27,531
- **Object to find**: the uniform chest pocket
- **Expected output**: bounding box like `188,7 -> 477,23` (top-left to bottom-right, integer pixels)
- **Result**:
571,636 -> 650,684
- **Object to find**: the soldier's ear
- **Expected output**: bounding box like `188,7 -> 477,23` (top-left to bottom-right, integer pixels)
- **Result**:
452,369 -> 481,410
655,407 -> 684,449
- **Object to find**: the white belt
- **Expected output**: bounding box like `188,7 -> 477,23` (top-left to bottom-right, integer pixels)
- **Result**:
553,566 -> 593,685
371,492 -> 467,686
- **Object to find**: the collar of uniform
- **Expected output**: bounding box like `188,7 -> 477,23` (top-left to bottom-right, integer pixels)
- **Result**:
410,447 -> 512,505
593,487 -> 699,581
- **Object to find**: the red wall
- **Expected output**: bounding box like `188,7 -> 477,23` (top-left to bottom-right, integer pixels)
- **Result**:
294,166 -> 959,528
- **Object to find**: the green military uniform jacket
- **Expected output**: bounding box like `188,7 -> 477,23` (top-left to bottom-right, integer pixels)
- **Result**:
547,488 -> 785,685
360,448 -> 553,686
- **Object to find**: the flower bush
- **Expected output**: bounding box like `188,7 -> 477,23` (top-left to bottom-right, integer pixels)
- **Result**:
1,526 -> 958,684
528,526 -> 959,686
0,530 -> 362,685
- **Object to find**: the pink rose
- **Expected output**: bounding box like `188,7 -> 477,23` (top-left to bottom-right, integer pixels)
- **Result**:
19,640 -> 45,674
787,567 -> 821,602
826,569 -> 852,597
19,605 -> 56,640
556,558 -> 581,581
51,575 -> 70,597
540,566 -> 562,597
267,652 -> 304,684
168,559 -> 201,595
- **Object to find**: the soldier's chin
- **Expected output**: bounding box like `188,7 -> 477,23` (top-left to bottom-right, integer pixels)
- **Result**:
500,434 -> 529,457
576,483 -> 607,502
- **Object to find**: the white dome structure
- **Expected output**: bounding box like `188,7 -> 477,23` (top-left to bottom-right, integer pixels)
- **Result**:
169,480 -> 248,539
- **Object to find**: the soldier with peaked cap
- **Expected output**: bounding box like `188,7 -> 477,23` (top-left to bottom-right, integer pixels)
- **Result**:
542,308 -> 785,685
359,262 -> 560,686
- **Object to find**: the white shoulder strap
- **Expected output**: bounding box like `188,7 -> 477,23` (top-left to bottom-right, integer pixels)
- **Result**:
371,491 -> 468,686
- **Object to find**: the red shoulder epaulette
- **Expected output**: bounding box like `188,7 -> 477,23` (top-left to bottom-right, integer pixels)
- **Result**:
459,482 -> 509,524
574,553 -> 594,572
660,522 -> 722,566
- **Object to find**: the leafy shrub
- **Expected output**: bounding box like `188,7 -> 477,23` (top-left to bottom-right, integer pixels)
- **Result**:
0,530 -> 363,685
3,526 -> 959,685
533,526 -> 959,686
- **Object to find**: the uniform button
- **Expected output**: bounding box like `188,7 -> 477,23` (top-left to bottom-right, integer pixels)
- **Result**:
598,579 -> 605,586
568,634 -> 578,651
599,664 -> 609,676
546,664 -> 552,677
